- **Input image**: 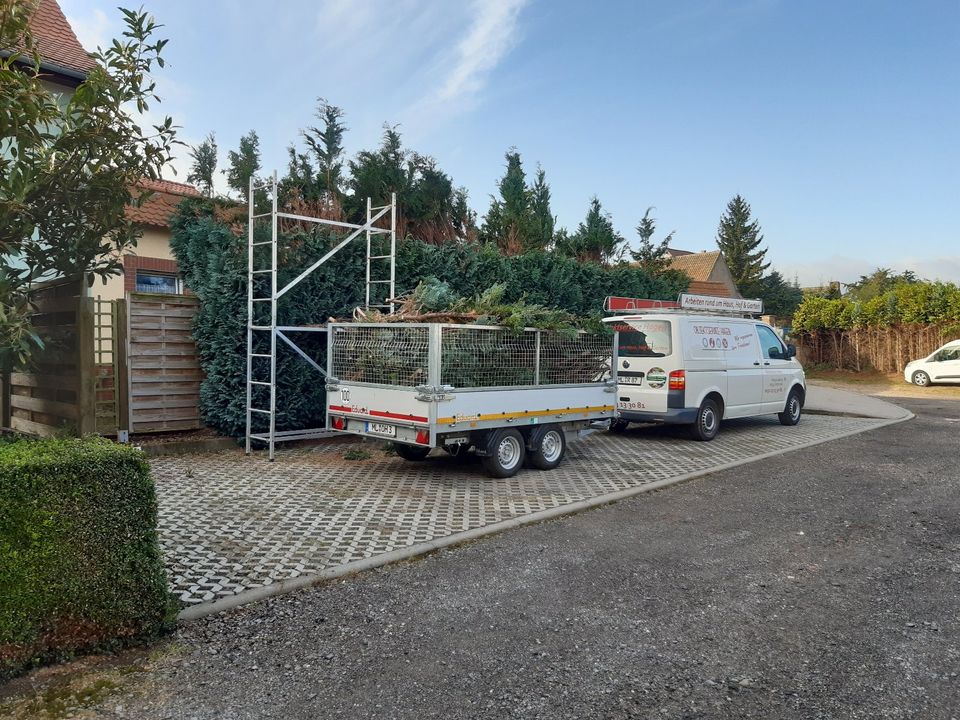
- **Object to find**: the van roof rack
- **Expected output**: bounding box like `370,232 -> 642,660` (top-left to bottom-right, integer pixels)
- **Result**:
603,293 -> 763,317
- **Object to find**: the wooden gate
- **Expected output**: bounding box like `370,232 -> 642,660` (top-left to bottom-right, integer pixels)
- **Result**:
127,293 -> 203,433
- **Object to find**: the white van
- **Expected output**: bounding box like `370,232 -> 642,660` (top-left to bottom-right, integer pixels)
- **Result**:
903,339 -> 960,386
603,298 -> 806,441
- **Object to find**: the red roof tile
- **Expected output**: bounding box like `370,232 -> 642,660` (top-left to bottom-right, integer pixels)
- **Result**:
667,251 -> 721,282
26,0 -> 97,77
127,179 -> 202,229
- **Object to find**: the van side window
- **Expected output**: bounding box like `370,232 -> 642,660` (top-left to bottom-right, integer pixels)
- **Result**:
756,325 -> 787,360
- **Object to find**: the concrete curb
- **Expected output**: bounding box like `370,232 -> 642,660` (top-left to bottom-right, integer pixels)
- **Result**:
178,411 -> 914,622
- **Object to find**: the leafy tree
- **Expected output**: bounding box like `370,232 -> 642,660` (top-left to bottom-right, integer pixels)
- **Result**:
716,195 -> 769,293
187,132 -> 217,197
629,207 -> 675,274
555,197 -> 624,264
0,4 -> 177,366
225,130 -> 261,198
753,270 -> 803,317
844,268 -> 920,302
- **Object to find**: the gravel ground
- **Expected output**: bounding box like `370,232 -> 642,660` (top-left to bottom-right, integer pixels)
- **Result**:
15,397 -> 960,719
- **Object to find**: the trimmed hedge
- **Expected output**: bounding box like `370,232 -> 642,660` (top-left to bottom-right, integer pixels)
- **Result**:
0,437 -> 172,681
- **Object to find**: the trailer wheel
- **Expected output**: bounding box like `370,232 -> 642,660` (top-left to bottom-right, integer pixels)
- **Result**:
530,427 -> 566,470
481,429 -> 526,478
395,443 -> 431,461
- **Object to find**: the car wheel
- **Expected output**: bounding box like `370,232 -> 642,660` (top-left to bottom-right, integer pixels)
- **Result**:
912,370 -> 931,387
529,427 -> 566,470
481,429 -> 526,478
689,398 -> 721,441
609,419 -> 630,433
395,443 -> 431,461
778,389 -> 803,426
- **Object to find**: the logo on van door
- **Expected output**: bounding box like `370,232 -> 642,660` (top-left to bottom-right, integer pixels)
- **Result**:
646,367 -> 667,389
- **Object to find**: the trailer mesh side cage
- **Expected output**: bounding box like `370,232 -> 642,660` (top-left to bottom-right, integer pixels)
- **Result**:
330,325 -> 430,386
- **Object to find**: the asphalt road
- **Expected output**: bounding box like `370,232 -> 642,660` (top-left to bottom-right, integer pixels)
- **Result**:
75,398 -> 960,718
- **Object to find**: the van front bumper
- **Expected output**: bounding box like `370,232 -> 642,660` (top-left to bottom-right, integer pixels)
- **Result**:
618,408 -> 698,425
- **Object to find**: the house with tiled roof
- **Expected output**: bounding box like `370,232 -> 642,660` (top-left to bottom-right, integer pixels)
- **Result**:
666,249 -> 742,299
4,0 -> 96,87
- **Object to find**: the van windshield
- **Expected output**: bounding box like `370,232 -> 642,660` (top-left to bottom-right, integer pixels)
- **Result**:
614,319 -> 672,358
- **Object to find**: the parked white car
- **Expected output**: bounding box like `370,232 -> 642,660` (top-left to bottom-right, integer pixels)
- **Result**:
604,310 -> 806,441
904,340 -> 960,386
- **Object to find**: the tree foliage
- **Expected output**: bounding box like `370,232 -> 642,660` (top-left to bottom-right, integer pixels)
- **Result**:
0,3 -> 178,367
225,130 -> 261,198
716,195 -> 769,292
480,151 -> 555,254
753,270 -> 803,317
844,267 -> 919,302
187,131 -> 217,197
629,207 -> 675,274
554,197 -> 625,264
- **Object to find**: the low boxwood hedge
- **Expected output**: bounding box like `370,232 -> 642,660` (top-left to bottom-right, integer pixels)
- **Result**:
0,436 -> 173,681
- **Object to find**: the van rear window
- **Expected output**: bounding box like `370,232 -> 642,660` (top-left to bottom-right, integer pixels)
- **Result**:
615,320 -> 672,358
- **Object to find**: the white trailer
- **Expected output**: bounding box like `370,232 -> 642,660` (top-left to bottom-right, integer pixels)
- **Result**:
325,322 -> 616,477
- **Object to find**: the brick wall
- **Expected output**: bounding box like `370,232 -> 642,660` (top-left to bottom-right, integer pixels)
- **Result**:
123,256 -> 180,293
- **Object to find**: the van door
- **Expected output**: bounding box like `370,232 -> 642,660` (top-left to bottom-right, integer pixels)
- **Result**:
930,345 -> 960,382
614,318 -> 675,414
723,322 -> 763,417
756,324 -> 792,412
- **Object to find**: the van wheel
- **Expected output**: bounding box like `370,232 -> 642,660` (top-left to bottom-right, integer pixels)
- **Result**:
395,444 -> 431,461
689,398 -> 720,441
530,427 -> 566,470
481,429 -> 526,478
609,419 -> 630,433
912,370 -> 931,387
778,389 -> 803,426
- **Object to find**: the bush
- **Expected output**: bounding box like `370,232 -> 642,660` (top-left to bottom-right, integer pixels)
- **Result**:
0,437 -> 172,681
170,201 -> 689,437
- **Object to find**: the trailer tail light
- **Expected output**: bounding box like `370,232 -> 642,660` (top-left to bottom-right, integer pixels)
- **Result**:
331,416 -> 345,430
415,429 -> 430,445
669,370 -> 686,390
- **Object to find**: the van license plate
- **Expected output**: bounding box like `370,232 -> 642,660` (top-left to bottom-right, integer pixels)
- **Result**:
620,376 -> 644,385
367,422 -> 396,437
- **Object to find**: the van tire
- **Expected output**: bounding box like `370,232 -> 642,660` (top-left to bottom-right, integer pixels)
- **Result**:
395,444 -> 431,461
481,429 -> 527,478
778,389 -> 803,426
529,427 -> 566,470
689,398 -> 721,441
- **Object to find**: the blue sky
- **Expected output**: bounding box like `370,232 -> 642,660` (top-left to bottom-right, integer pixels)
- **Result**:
61,0 -> 960,287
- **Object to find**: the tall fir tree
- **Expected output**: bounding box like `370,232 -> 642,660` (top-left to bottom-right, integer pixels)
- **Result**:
480,151 -> 554,254
630,207 -> 675,274
225,130 -> 262,198
715,195 -> 769,293
303,98 -> 346,198
187,132 -> 217,198
555,197 -> 624,264
528,165 -> 555,251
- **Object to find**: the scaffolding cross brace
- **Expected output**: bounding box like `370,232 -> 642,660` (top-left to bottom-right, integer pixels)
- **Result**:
244,172 -> 397,459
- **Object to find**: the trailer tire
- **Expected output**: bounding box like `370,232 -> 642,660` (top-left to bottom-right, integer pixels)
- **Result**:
395,443 -> 431,461
481,429 -> 526,478
529,426 -> 566,470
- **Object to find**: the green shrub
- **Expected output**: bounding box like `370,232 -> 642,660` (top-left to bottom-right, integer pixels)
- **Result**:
0,437 -> 172,681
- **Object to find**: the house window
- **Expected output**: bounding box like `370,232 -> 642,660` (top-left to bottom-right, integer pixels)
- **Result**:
135,270 -> 181,294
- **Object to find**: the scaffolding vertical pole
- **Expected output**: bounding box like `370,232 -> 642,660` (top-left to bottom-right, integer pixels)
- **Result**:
389,192 -> 396,314
364,197 -> 372,309
244,175 -> 254,454
268,170 -> 279,460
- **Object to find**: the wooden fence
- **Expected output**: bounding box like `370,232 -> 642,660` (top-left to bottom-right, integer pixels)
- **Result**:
795,324 -> 955,373
1,284 -> 203,438
127,293 -> 203,433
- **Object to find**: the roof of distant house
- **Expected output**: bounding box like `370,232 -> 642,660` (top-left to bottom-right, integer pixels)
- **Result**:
127,178 -> 203,229
667,250 -> 722,282
686,280 -> 734,298
15,0 -> 97,79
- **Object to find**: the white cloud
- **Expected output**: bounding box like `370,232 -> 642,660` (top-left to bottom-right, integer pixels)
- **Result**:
64,7 -> 112,53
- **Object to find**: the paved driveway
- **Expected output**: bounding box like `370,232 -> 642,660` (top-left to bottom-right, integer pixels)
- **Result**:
155,414 -> 889,609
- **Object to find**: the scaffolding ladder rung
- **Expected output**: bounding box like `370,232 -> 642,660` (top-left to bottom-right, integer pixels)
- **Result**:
252,269 -> 273,274
251,353 -> 272,358
368,280 -> 391,284
368,254 -> 392,260
252,298 -> 272,302
249,381 -> 271,386
252,241 -> 273,246
250,408 -> 273,415
250,325 -> 273,331
252,212 -> 272,218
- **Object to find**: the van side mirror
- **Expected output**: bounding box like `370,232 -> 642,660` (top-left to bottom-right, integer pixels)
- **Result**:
786,344 -> 797,359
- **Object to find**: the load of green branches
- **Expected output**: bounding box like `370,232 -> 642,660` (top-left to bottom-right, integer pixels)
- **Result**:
350,278 -> 587,334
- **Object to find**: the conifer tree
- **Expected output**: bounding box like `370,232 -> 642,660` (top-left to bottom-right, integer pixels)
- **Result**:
556,197 -> 624,264
187,132 -> 217,197
480,151 -> 554,254
715,195 -> 769,292
303,98 -> 346,198
528,165 -> 555,251
630,207 -> 675,274
225,130 -> 262,197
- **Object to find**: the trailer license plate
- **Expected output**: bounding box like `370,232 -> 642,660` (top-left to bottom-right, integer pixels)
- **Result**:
367,422 -> 396,437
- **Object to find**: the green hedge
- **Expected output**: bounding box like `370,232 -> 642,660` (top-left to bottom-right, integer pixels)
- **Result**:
0,437 -> 172,681
170,201 -> 689,437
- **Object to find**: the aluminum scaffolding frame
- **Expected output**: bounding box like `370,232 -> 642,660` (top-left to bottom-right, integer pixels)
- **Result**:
245,172 -> 397,459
